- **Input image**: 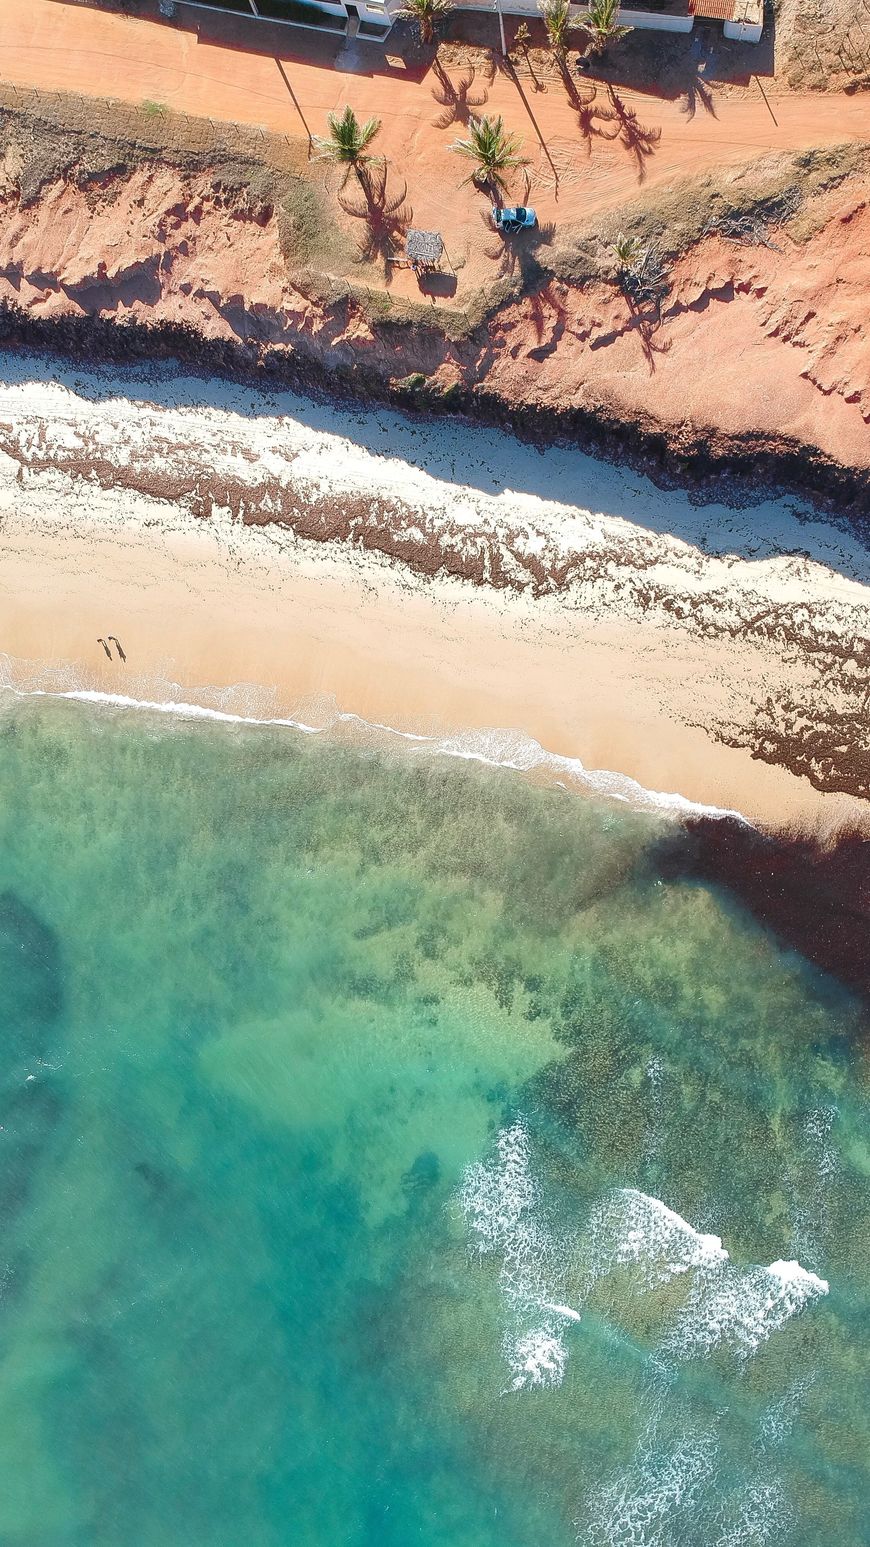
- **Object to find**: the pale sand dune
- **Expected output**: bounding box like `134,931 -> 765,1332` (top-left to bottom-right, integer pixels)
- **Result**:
0,364 -> 867,834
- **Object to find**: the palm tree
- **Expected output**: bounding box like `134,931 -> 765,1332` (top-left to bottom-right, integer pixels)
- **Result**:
612,232 -> 669,305
450,115 -> 527,193
539,0 -> 573,57
582,0 -> 632,57
313,106 -> 382,184
512,20 -> 532,55
613,231 -> 644,271
396,0 -> 453,45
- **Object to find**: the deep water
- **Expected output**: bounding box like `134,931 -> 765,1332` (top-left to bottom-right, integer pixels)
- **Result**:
0,698 -> 866,1547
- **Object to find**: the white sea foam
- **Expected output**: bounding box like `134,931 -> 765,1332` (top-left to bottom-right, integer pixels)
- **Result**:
583,1188 -> 728,1291
665,1258 -> 829,1361
582,1189 -> 827,1361
0,680 -> 747,826
759,1375 -> 815,1448
458,1119 -> 576,1392
506,1328 -> 569,1392
459,1125 -> 830,1398
582,1430 -> 717,1547
788,1105 -> 840,1268
713,1479 -> 788,1547
643,1057 -> 665,1166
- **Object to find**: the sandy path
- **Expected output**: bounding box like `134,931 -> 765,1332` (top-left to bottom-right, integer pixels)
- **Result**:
3,0 -> 869,241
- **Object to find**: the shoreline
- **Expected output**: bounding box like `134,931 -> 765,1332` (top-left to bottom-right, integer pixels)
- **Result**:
1,350 -> 869,1001
0,355 -> 868,837
0,683 -> 748,826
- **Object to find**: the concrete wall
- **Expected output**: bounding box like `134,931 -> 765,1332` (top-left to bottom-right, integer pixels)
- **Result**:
723,0 -> 763,42
440,0 -> 695,31
612,7 -> 694,31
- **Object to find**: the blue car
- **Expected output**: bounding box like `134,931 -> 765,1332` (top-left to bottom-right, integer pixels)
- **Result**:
492,205 -> 538,234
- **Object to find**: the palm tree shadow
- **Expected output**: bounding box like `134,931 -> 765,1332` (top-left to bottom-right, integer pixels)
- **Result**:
431,60 -> 489,129
567,73 -> 624,154
521,54 -> 548,94
681,63 -> 719,120
626,295 -> 672,374
554,63 -> 620,155
526,283 -> 568,354
338,165 -> 413,277
604,84 -> 661,181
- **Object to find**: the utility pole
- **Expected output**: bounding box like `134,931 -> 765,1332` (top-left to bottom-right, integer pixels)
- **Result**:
494,0 -> 507,55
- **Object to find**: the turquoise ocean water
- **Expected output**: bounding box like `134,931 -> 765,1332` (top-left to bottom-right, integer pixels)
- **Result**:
0,696 -> 866,1547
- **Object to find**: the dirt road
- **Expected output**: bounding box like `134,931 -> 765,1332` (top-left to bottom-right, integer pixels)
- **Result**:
3,0 -> 869,237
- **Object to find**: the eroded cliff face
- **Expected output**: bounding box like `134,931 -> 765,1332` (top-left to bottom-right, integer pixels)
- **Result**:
0,160 -> 869,503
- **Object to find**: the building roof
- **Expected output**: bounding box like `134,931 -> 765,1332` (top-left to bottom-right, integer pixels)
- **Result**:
405,229 -> 444,263
689,0 -> 737,16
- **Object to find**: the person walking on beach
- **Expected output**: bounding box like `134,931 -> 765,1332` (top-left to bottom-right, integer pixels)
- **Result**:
97,637 -> 111,660
108,636 -> 126,662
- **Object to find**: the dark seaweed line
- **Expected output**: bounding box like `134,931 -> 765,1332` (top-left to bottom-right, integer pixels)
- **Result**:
1,301 -> 869,522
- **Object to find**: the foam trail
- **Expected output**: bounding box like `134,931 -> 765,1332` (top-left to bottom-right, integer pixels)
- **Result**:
666,1258 -> 829,1361
541,1301 -> 583,1323
458,1120 -> 576,1393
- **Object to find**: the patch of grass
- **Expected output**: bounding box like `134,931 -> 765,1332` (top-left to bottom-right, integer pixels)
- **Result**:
0,82 -> 311,207
277,177 -> 350,269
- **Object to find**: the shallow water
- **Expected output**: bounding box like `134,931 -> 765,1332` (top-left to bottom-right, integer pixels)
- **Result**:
0,698 -> 866,1547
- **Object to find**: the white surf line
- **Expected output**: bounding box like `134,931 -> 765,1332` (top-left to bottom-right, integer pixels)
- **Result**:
0,682 -> 751,827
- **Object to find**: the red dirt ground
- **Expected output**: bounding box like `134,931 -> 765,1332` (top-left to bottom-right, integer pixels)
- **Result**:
1,1 -> 869,480
3,0 -> 870,281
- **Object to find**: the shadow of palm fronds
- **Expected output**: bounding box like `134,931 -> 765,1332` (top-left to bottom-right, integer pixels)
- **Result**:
568,82 -> 622,153
681,67 -> 719,120
431,61 -> 489,129
628,299 -> 673,373
604,85 -> 662,182
338,164 -> 413,274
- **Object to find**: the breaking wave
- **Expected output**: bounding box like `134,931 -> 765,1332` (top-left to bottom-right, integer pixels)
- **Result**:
458,1120 -> 577,1392
457,1121 -> 829,1394
665,1257 -> 829,1361
0,676 -> 747,826
583,1188 -> 728,1291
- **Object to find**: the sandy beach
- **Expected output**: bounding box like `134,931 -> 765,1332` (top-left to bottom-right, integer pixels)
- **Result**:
0,357 -> 867,835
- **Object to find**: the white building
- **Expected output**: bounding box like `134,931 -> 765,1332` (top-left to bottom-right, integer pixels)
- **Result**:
174,0 -> 763,47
